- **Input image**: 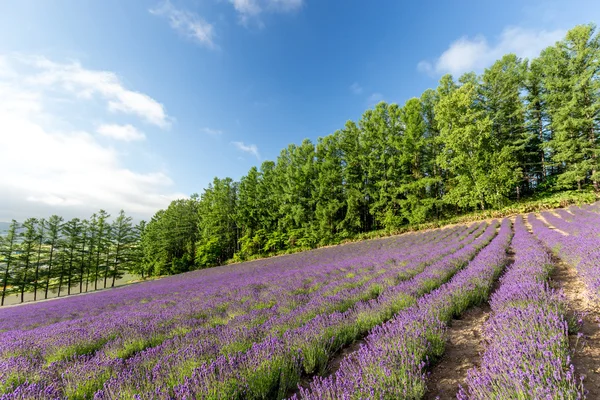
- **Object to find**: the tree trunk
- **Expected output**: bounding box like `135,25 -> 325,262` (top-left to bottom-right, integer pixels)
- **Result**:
1,262 -> 9,306
537,102 -> 546,180
1,242 -> 14,306
103,249 -> 111,289
590,126 -> 598,191
111,243 -> 120,288
79,235 -> 87,294
57,259 -> 64,297
45,245 -> 55,300
21,258 -> 31,304
94,248 -> 101,291
85,244 -> 94,292
67,247 -> 74,296
33,230 -> 44,301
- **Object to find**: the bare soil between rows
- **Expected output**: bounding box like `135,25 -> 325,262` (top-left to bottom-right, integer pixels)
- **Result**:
527,212 -> 600,396
550,257 -> 600,398
423,304 -> 490,399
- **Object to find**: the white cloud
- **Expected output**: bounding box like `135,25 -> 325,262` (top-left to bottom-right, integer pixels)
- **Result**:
150,1 -> 217,49
0,55 -> 184,221
350,82 -> 363,95
368,92 -> 384,106
418,26 -> 565,76
266,0 -> 303,12
97,124 -> 146,142
22,56 -> 170,128
201,127 -> 223,135
229,0 -> 303,27
232,141 -> 260,159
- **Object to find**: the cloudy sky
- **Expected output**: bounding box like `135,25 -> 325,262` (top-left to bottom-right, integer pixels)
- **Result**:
0,0 -> 598,221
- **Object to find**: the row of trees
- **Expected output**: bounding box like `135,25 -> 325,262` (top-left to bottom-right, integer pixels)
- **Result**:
0,210 -> 143,305
140,24 -> 600,276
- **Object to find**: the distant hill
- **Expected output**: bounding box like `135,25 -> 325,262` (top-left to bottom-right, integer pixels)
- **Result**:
0,222 -> 11,236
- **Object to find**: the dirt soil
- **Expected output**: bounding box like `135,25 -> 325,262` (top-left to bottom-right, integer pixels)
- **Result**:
550,257 -> 600,398
423,304 -> 490,399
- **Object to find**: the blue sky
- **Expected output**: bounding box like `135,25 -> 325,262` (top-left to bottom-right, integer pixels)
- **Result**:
0,0 -> 598,221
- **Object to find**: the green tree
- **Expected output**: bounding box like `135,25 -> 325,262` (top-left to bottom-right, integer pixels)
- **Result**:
110,210 -> 135,287
17,218 -> 39,303
481,54 -> 531,198
338,121 -> 367,235
396,97 -> 441,224
44,215 -> 63,299
92,210 -> 110,290
196,178 -> 238,266
61,218 -> 83,296
0,221 -> 19,306
314,132 -> 345,242
33,218 -> 46,301
542,24 -> 600,190
436,76 -> 520,210
143,198 -> 199,275
524,57 -> 551,184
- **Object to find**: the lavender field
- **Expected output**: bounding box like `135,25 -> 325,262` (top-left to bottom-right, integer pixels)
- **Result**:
2,204 -> 600,399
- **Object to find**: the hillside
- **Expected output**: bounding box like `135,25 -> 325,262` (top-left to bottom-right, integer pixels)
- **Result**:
0,203 -> 599,398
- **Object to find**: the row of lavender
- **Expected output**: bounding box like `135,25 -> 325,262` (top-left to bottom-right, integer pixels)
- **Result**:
533,205 -> 600,301
1,225 -> 462,331
294,219 -> 512,399
98,223 -> 495,398
1,224 -> 490,397
156,222 -> 501,400
459,216 -> 584,398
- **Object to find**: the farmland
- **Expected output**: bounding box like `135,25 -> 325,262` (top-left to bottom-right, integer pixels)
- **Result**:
1,204 -> 599,399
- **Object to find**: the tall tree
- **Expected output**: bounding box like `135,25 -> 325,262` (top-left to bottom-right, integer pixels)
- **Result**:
0,221 -> 19,306
44,216 -> 63,300
142,198 -> 199,275
436,76 -> 520,210
93,210 -> 110,290
359,102 -> 404,230
543,24 -> 600,190
33,218 -> 46,301
17,218 -> 39,303
338,121 -> 367,235
524,57 -> 551,184
314,132 -> 345,242
396,97 -> 441,224
197,178 -> 239,266
78,220 -> 89,293
62,218 -> 83,296
110,210 -> 135,287
480,54 -> 531,198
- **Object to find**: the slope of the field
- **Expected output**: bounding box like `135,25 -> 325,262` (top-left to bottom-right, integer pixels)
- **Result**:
1,203 -> 599,399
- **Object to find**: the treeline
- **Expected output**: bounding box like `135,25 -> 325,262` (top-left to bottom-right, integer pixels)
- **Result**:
140,24 -> 600,276
0,210 -> 144,305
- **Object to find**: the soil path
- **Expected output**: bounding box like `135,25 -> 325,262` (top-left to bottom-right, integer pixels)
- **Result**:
550,257 -> 600,398
423,304 -> 490,399
423,245 -> 514,400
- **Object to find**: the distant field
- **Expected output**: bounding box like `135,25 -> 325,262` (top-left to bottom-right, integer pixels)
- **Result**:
1,204 -> 599,399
